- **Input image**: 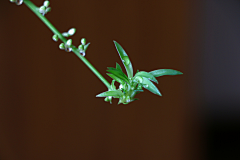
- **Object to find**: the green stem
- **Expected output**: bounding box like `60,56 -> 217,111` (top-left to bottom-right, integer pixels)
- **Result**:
23,0 -> 111,89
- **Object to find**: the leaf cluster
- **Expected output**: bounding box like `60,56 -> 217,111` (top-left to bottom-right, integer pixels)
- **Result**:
96,41 -> 183,104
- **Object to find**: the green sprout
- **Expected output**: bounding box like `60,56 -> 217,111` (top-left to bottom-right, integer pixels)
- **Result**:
9,0 -> 183,105
96,41 -> 182,104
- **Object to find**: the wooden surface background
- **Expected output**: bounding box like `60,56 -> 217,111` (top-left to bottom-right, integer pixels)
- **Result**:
0,0 -> 201,159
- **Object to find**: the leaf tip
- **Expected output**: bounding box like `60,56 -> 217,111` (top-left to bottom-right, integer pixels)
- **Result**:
156,90 -> 162,96
113,40 -> 120,47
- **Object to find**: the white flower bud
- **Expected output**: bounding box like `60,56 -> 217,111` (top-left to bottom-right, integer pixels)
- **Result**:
43,1 -> 50,7
68,28 -> 76,36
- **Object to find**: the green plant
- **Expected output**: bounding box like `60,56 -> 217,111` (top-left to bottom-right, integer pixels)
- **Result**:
9,0 -> 183,105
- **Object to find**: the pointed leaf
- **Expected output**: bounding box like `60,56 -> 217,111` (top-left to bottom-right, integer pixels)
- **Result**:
142,77 -> 162,96
134,89 -> 144,92
116,62 -> 123,72
107,69 -> 128,79
130,98 -> 139,102
84,43 -> 90,52
107,67 -> 127,78
107,74 -> 125,84
134,71 -> 158,84
107,70 -> 129,83
96,90 -> 123,97
111,80 -> 116,90
107,67 -> 117,70
149,69 -> 183,77
113,41 -> 133,78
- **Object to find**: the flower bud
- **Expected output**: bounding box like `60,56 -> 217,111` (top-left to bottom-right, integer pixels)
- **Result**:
78,44 -> 84,51
81,38 -> 86,45
68,28 -> 76,36
59,43 -> 65,50
52,34 -> 58,42
39,6 -> 46,13
104,97 -> 110,102
45,7 -> 51,13
66,39 -> 72,46
62,32 -> 69,37
43,1 -> 50,7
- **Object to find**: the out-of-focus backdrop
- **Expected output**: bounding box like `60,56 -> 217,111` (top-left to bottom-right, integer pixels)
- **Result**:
0,0 -> 239,159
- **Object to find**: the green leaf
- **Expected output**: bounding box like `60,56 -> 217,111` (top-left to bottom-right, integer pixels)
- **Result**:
111,80 -> 116,90
134,71 -> 158,84
134,89 -> 144,92
149,69 -> 183,77
107,69 -> 128,79
116,62 -> 123,72
84,43 -> 90,52
113,41 -> 133,78
96,90 -> 123,97
130,98 -> 139,102
107,69 -> 129,83
107,67 -> 126,77
81,38 -> 86,45
107,63 -> 122,72
107,67 -> 117,71
141,77 -> 161,96
107,74 -> 125,84
130,89 -> 144,97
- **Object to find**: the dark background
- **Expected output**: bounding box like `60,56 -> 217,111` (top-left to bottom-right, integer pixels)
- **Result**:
0,0 -> 239,160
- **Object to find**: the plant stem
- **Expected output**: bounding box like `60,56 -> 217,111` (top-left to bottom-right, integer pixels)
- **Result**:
23,0 -> 111,89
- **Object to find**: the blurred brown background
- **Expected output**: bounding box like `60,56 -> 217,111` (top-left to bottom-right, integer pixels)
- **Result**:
1,0 -> 239,160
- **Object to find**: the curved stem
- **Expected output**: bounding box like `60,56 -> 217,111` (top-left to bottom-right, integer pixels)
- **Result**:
23,0 -> 111,89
